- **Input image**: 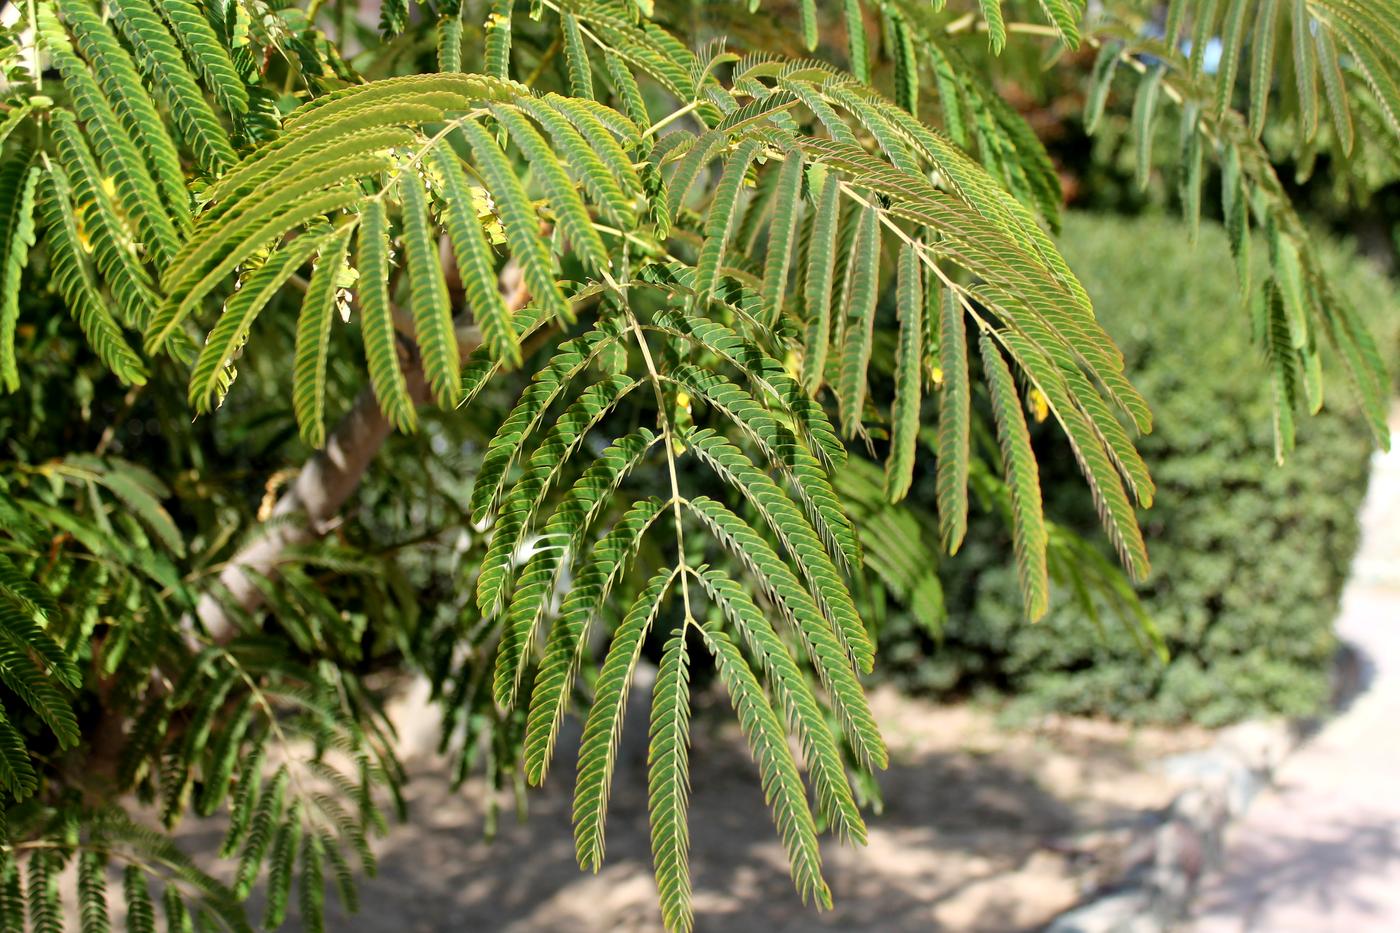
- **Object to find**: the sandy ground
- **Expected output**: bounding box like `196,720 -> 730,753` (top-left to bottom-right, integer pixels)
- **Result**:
202,687 -> 1209,933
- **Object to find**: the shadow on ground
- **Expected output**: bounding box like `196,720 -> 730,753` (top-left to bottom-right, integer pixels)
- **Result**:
278,695 -> 1191,933
1196,812 -> 1400,928
175,689 -> 1198,932
307,738 -> 1072,932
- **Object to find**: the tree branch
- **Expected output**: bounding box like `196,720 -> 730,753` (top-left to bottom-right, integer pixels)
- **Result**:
194,265 -> 530,645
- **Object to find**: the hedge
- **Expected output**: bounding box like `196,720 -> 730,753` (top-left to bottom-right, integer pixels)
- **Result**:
877,212 -> 1397,726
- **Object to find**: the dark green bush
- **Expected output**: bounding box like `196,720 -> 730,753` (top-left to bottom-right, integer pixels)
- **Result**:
879,212 -> 1397,726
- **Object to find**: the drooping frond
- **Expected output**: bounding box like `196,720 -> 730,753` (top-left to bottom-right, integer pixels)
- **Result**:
693,569 -> 866,843
885,242 -> 923,502
701,621 -> 830,908
151,0 -> 248,118
573,567 -> 675,871
52,0 -> 190,222
357,200 -> 417,434
935,288 -> 969,553
293,229 -> 353,448
647,628 -> 692,933
189,228 -> 333,412
400,172 -> 461,408
801,171 -> 842,396
103,0 -> 237,174
0,161 -> 39,394
979,332 -> 1049,621
49,111 -> 157,329
836,204 -> 879,438
36,165 -> 147,387
522,495 -> 666,785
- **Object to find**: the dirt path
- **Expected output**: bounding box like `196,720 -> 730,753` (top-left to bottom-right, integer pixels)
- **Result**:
249,690 -> 1207,932
1192,406 -> 1400,932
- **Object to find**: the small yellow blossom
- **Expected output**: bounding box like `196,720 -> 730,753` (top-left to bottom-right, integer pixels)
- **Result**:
1029,387 -> 1049,423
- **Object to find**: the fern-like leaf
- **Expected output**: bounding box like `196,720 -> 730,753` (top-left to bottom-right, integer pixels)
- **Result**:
0,161 -> 39,393
0,852 -> 19,933
152,0 -> 247,117
799,0 -> 817,51
54,0 -> 189,223
700,621 -> 830,908
162,885 -> 190,933
801,173 -> 841,394
485,0 -> 512,79
294,229 -> 352,448
234,766 -> 288,898
1217,0 -> 1250,116
693,569 -> 865,842
519,98 -> 635,230
684,496 -> 885,768
760,150 -> 804,324
1291,0 -> 1319,141
935,286 -> 969,553
1133,66 -> 1165,191
263,802 -> 303,928
123,865 -> 156,933
694,141 -> 759,303
885,242 -> 922,502
980,333 -> 1049,620
429,142 -> 519,367
524,496 -> 666,785
562,12 -> 595,99
686,430 -> 871,672
38,6 -> 181,265
493,106 -> 609,273
357,200 -> 417,433
78,852 -> 110,933
37,167 -> 147,386
844,0 -> 869,82
1249,0 -> 1282,136
50,111 -> 157,329
489,375 -> 639,707
459,120 -> 573,326
836,203 -> 879,437
573,567 -> 675,871
151,182 -> 368,352
105,0 -> 236,174
189,230 -> 329,412
0,709 -> 35,798
1315,28 -> 1355,155
979,0 -> 1007,54
27,851 -> 59,933
647,628 -> 693,933
401,173 -> 461,408
469,321 -> 624,538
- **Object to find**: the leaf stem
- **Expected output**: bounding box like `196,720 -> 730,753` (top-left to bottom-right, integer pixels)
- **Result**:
617,293 -> 693,625
644,101 -> 699,139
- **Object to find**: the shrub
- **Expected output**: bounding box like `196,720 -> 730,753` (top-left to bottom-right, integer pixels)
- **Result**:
879,212 -> 1397,726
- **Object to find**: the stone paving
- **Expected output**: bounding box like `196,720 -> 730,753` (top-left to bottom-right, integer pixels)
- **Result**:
1193,407 -> 1400,932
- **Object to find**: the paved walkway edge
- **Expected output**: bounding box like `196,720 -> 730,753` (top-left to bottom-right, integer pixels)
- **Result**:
1044,717 -> 1304,933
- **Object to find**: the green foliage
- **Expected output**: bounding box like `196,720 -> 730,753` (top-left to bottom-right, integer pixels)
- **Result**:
0,0 -> 1394,930
1081,0 -> 1398,450
880,213 -> 1394,725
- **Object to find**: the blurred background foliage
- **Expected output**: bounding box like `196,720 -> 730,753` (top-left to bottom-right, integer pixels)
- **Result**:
839,8 -> 1400,724
875,211 -> 1399,725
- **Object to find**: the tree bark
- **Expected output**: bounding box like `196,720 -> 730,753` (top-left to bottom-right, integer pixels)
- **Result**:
194,265 -> 528,644
193,353 -> 433,643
